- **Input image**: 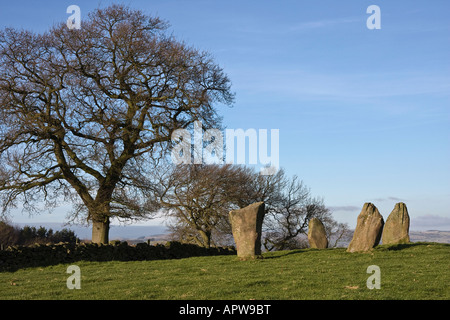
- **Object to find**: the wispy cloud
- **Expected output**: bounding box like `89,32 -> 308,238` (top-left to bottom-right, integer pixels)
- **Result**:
411,215 -> 450,231
329,205 -> 361,212
372,197 -> 406,202
288,17 -> 362,32
233,68 -> 450,102
230,16 -> 362,36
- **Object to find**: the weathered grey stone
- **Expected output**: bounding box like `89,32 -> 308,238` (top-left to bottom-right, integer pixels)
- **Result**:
308,218 -> 328,249
382,202 -> 410,245
347,203 -> 384,252
229,202 -> 265,259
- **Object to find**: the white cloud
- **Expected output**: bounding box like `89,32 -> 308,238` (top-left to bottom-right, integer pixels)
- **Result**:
233,68 -> 450,102
288,17 -> 362,32
328,205 -> 360,212
231,16 -> 362,35
373,197 -> 406,202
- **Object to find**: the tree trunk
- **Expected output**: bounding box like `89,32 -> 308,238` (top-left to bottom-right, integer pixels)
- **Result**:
89,196 -> 113,244
198,229 -> 211,248
92,217 -> 110,244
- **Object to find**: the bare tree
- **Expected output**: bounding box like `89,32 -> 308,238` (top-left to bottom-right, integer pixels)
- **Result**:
323,219 -> 351,248
149,163 -> 347,250
257,170 -> 349,251
0,5 -> 233,243
0,220 -> 20,247
150,164 -> 252,248
261,172 -> 313,251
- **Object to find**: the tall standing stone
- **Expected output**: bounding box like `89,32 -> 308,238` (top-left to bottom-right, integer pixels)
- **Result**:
382,202 -> 410,245
347,203 -> 384,253
229,202 -> 265,259
308,218 -> 328,249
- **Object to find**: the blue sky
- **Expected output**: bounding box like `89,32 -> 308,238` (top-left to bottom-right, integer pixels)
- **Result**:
1,0 -> 449,230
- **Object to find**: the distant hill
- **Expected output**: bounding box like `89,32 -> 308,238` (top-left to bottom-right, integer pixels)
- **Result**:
338,230 -> 450,246
409,230 -> 450,244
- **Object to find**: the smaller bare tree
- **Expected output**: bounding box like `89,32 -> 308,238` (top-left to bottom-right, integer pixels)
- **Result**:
259,170 -> 349,251
150,163 -> 252,248
147,163 -> 348,249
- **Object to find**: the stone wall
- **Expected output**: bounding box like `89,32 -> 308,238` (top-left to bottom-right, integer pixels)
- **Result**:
0,241 -> 236,271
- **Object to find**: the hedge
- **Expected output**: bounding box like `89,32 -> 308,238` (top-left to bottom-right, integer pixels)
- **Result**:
0,241 -> 236,272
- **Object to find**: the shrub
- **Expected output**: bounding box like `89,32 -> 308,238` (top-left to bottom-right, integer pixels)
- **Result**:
0,222 -> 79,246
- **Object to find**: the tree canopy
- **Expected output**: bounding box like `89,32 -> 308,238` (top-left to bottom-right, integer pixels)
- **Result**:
0,5 -> 233,243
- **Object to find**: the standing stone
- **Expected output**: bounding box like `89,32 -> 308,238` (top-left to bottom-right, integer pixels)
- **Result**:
382,202 -> 410,245
347,203 -> 384,253
308,218 -> 328,249
229,202 -> 265,259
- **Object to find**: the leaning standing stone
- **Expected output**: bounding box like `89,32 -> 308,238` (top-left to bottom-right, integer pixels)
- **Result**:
308,218 -> 328,249
347,203 -> 384,253
382,202 -> 410,245
229,202 -> 265,260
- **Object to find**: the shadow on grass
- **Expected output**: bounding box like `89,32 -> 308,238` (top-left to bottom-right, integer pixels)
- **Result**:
262,242 -> 450,259
262,248 -> 312,259
377,242 -> 449,251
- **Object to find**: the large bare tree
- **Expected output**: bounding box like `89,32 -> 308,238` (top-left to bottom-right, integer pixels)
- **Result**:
0,5 -> 233,243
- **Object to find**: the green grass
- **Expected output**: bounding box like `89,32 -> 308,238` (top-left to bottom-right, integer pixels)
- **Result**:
1,243 -> 449,300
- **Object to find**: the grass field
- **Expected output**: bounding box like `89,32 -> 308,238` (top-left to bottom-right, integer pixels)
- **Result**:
0,242 -> 448,300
